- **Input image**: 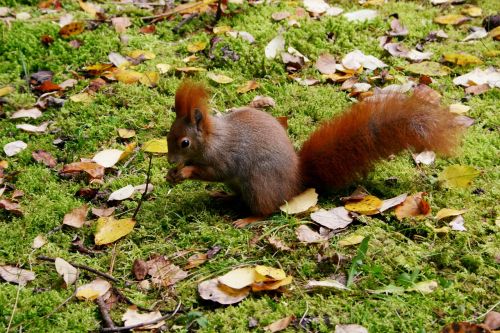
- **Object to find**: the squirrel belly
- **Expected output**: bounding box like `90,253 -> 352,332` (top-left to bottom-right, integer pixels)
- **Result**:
167,81 -> 463,216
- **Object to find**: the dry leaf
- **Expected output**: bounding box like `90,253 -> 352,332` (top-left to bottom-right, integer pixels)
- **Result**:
310,207 -> 353,230
303,0 -> 329,14
92,149 -> 124,168
449,103 -> 470,114
114,69 -> 143,84
435,208 -> 467,220
272,11 -> 290,21
129,50 -> 156,60
264,315 -> 295,332
156,64 -> 171,74
452,68 -> 500,88
147,256 -> 187,286
76,278 -> 111,300
94,216 -> 135,245
461,6 -> 482,17
70,92 -> 94,104
32,234 -> 47,249
60,162 -> 104,179
237,80 -> 260,93
443,53 -> 482,66
254,265 -> 286,282
267,236 -> 291,251
409,280 -> 438,294
280,188 -> 318,214
111,17 -> 131,33
406,62 -> 451,76
379,193 -> 408,212
335,324 -> 369,333
11,108 -> 42,119
16,122 -> 49,133
140,25 -> 156,34
117,128 -> 135,139
394,192 -> 431,220
440,322 -> 492,333
0,86 -> 15,97
207,73 -> 233,84
412,151 -> 436,165
252,275 -> 293,291
463,28 -> 488,42
249,96 -> 276,109
315,54 -> 336,74
218,266 -> 256,289
63,205 -> 88,228
342,50 -> 386,71
434,14 -> 469,25
0,199 -> 23,216
338,234 -> 364,247
78,0 -> 103,17
265,34 -> 285,60
213,25 -> 232,34
344,195 -> 382,215
92,206 -> 115,217
59,22 -> 85,38
484,311 -> 500,330
55,258 -> 78,286
306,279 -> 349,290
187,41 -> 207,53
388,18 -> 408,37
122,307 -> 165,329
296,225 -> 327,243
4,141 -> 27,157
198,278 -> 250,304
184,253 -> 208,270
108,185 -> 135,201
449,215 -> 466,231
132,259 -> 148,280
175,67 -> 206,73
0,266 -> 36,286
108,52 -> 129,68
143,139 -> 168,154
343,9 -> 377,22
438,165 -> 480,188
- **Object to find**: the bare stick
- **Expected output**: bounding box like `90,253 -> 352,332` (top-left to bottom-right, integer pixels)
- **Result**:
37,256 -> 118,283
6,281 -> 21,332
173,13 -> 198,33
101,300 -> 182,332
132,154 -> 153,220
97,296 -> 116,329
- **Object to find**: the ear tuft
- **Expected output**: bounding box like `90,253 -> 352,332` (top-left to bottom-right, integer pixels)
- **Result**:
174,80 -> 209,119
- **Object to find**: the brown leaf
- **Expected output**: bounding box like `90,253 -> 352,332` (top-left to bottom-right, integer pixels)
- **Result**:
198,278 -> 250,305
32,150 -> 57,168
237,80 -> 260,94
465,84 -> 490,95
0,265 -> 36,286
264,316 -> 295,332
11,108 -> 42,119
184,253 -> 208,269
122,307 -> 165,330
394,192 -> 431,220
132,259 -> 148,280
60,162 -> 105,180
63,204 -> 88,228
267,236 -> 291,251
271,11 -> 290,21
91,206 -> 115,217
139,25 -> 156,34
41,34 -> 55,45
310,207 -> 353,230
315,53 -> 336,74
0,199 -> 23,216
146,256 -> 187,287
35,81 -> 61,92
59,21 -> 86,38
388,18 -> 408,36
111,17 -> 131,33
296,225 -> 327,243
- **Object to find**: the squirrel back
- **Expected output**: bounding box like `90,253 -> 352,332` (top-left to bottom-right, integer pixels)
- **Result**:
299,92 -> 463,190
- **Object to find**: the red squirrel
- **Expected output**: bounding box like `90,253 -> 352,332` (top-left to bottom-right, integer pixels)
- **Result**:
166,80 -> 463,222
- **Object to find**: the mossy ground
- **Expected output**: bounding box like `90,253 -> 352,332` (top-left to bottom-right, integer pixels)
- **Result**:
0,0 -> 499,332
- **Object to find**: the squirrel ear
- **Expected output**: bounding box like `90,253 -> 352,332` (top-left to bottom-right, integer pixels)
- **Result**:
191,107 -> 205,131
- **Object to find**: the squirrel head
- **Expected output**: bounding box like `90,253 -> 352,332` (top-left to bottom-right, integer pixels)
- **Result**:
167,80 -> 212,166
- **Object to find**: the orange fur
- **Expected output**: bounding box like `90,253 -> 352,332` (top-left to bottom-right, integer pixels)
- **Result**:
174,80 -> 212,132
299,92 -> 463,190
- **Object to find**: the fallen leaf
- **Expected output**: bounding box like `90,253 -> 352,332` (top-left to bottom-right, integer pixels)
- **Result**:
264,315 -> 295,332
490,26 -> 500,40
315,54 -> 336,74
272,11 -> 290,21
249,96 -> 276,109
254,265 -> 286,282
343,9 -> 377,22
379,193 -> 408,212
4,141 -> 27,157
133,183 -> 153,195
342,50 -> 386,71
388,18 -> 408,36
395,192 -> 431,220
303,0 -> 329,14
122,307 -> 165,329
59,79 -> 78,90
0,266 -> 36,286
198,278 -> 250,304
92,206 -> 116,217
409,280 -> 438,294
184,253 -> 208,269
452,68 -> 500,88
92,149 -> 124,168
443,53 -> 483,66
10,108 -> 42,119
70,92 -> 94,104
132,259 -> 148,280
143,139 -> 168,154
108,185 -> 135,201
237,80 -> 260,93
461,6 -> 482,17
55,258 -> 78,286
338,234 -> 364,247
16,12 -> 31,20
306,279 -> 349,290
449,103 -> 470,114
296,225 -> 327,243
265,34 -> 285,60
59,22 -> 86,38
0,86 -> 14,97
335,324 -> 369,333
280,188 -> 318,214
156,64 -> 171,74
32,234 -> 47,249
440,322 -> 492,333
84,63 -> 114,76
139,25 -> 156,34
344,195 -> 382,215
267,236 -> 291,251
187,41 -> 207,53
76,278 -> 111,300
140,72 -> 160,88
128,50 -> 156,60
207,73 -> 233,84
108,52 -> 129,68
463,27 -> 488,42
146,256 -> 187,287
484,311 -> 500,330
310,207 -> 353,230
252,275 -> 293,291
175,67 -> 206,73
218,267 -> 256,289
62,205 -> 88,228
111,17 -> 131,33
438,165 -> 480,188
213,25 -> 232,34
114,69 -> 143,84
94,216 -> 135,245
434,14 -> 469,25
435,208 -> 467,220
78,0 -> 103,17
448,215 -> 466,231
60,162 -> 104,179
16,122 -> 50,133
406,62 -> 451,76
412,151 -> 436,165
0,199 -> 23,216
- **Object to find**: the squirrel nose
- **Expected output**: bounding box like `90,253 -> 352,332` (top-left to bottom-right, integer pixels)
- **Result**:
167,153 -> 178,164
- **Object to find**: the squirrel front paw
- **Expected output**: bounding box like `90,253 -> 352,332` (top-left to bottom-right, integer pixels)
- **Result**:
166,166 -> 194,185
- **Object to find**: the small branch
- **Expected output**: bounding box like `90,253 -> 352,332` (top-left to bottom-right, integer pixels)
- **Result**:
97,296 -> 116,329
173,13 -> 198,33
101,300 -> 182,332
6,280 -> 22,332
469,299 -> 500,322
37,256 -> 118,283
132,154 -> 153,220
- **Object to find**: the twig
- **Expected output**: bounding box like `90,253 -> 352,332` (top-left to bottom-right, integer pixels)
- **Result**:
173,13 -> 198,33
132,154 -> 153,220
97,296 -> 116,329
214,0 -> 222,22
37,256 -> 118,283
469,299 -> 500,322
6,280 -> 22,332
101,300 -> 182,332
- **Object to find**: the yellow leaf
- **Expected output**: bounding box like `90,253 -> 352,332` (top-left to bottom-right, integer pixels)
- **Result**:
207,73 -> 234,84
406,61 -> 451,76
175,67 -> 206,73
94,216 -> 135,245
338,234 -> 364,247
78,0 -> 102,17
76,278 -> 111,300
69,92 -> 94,104
187,41 -> 207,53
252,275 -> 293,291
183,55 -> 199,63
59,21 -> 86,38
489,26 -> 500,41
118,128 -> 136,139
139,71 -> 160,87
254,266 -> 287,282
143,139 -> 168,154
438,165 -> 480,188
321,72 -> 354,82
114,69 -> 144,84
443,53 -> 482,66
280,188 -> 318,214
213,26 -> 232,34
344,195 -> 383,215
156,63 -> 171,74
128,50 -> 156,60
435,208 -> 467,220
449,103 -> 470,114
120,142 -> 137,161
0,160 -> 8,169
461,6 -> 482,17
218,267 -> 256,289
434,14 -> 469,25
237,80 -> 260,93
0,86 -> 14,97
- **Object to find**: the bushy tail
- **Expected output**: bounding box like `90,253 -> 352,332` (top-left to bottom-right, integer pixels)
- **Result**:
299,92 -> 464,190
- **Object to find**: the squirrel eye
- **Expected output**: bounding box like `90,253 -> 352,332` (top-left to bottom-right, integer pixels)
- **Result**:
181,139 -> 190,148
